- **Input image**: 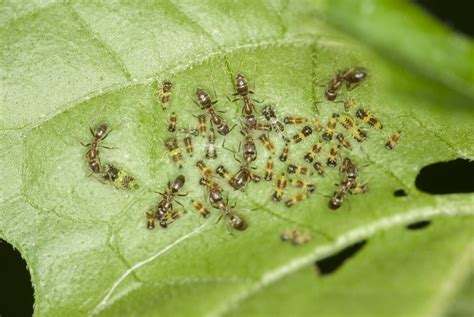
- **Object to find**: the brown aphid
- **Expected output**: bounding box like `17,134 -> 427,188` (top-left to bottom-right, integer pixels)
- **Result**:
168,112 -> 177,132
255,122 -> 272,132
191,199 -> 210,218
336,133 -> 352,149
233,74 -> 256,116
154,175 -> 186,228
81,123 -> 110,173
284,116 -> 307,125
350,126 -> 368,142
290,179 -> 316,193
259,134 -> 275,154
199,177 -> 224,205
281,230 -> 312,245
313,162 -> 324,176
290,126 -> 313,144
327,145 -> 338,167
206,126 -> 217,159
340,157 -> 358,181
322,115 -> 337,141
146,210 -> 155,230
262,105 -> 285,133
165,137 -> 183,168
311,117 -> 323,132
195,89 -> 230,135
385,131 -> 401,150
336,97 -> 357,111
287,164 -> 313,176
264,157 -> 273,181
183,136 -> 193,157
304,142 -> 323,163
159,81 -> 172,110
272,173 -> 287,202
356,108 -> 383,129
216,165 -> 234,185
279,143 -> 289,162
350,183 -> 369,195
336,114 -> 356,130
243,135 -> 257,163
196,114 -> 207,137
196,160 -> 213,178
285,193 -> 309,208
102,163 -> 139,190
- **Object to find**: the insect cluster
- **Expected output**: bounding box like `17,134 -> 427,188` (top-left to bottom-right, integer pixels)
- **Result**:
81,67 -> 401,240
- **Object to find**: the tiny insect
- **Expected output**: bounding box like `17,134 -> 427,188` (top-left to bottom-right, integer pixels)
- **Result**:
350,182 -> 369,195
304,142 -> 323,163
322,115 -> 337,141
183,136 -> 193,156
311,117 -> 323,132
168,112 -> 177,132
242,135 -> 257,163
233,74 -> 256,115
102,163 -> 139,190
340,157 -> 358,181
327,145 -> 338,167
350,126 -> 368,142
180,127 -> 199,137
328,189 -> 345,210
285,193 -> 309,208
287,164 -> 313,176
290,126 -> 312,144
279,143 -> 289,162
262,105 -> 285,133
196,114 -> 207,137
325,67 -> 367,101
231,163 -> 257,190
216,165 -> 234,185
336,97 -> 357,111
313,162 -> 324,176
281,229 -> 312,245
199,177 -> 224,205
264,157 -> 273,181
336,133 -> 352,149
284,116 -> 307,125
336,114 -> 356,130
214,200 -> 248,231
255,122 -> 272,132
81,123 -> 110,174
206,126 -> 217,159
159,81 -> 172,110
154,175 -> 186,228
272,173 -> 287,202
146,210 -> 155,230
242,114 -> 257,130
385,131 -> 401,150
356,108 -> 383,129
196,160 -> 213,178
290,179 -> 316,193
165,137 -> 183,168
191,199 -> 210,218
195,89 -> 230,135
259,134 -> 275,154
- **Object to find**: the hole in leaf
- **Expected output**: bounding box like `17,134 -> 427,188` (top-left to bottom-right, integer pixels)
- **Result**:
393,189 -> 408,197
413,0 -> 473,37
315,240 -> 367,276
406,220 -> 432,230
415,159 -> 474,194
0,239 -> 34,317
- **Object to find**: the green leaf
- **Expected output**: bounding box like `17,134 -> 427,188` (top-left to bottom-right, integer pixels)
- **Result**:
0,1 -> 473,316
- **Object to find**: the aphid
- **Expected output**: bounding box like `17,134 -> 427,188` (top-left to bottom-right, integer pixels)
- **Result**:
290,179 -> 316,193
336,97 -> 356,111
199,177 -> 223,205
102,163 -> 139,190
159,81 -> 172,110
81,123 -> 109,173
196,160 -> 213,178
325,67 -> 367,101
168,112 -> 177,132
206,126 -> 217,159
356,108 -> 383,129
191,199 -> 210,218
327,145 -> 338,167
281,230 -> 312,245
183,136 -> 193,156
311,117 -> 323,132
262,105 -> 285,133
350,183 -> 369,195
336,133 -> 352,149
350,126 -> 368,142
304,142 -> 323,163
250,171 -> 261,183
290,126 -> 312,144
285,193 -> 309,208
154,175 -> 186,228
180,127 -> 199,137
195,89 -> 230,135
196,114 -> 207,137
233,74 -> 255,115
255,122 -> 272,132
279,143 -> 289,162
284,117 -> 307,125
165,138 -> 183,168
287,164 -> 313,176
340,158 -> 358,181
258,134 -> 275,154
336,114 -> 356,130
264,157 -> 273,181
243,135 -> 257,163
313,162 -> 324,176
216,165 -> 234,185
272,173 -> 287,202
146,210 -> 155,230
322,116 -> 337,141
385,131 -> 401,150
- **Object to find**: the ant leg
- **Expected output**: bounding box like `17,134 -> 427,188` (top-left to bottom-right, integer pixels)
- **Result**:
80,141 -> 91,147
227,124 -> 237,134
89,127 -> 95,136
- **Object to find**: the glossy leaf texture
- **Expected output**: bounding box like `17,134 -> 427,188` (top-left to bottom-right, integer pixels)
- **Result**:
0,1 -> 473,316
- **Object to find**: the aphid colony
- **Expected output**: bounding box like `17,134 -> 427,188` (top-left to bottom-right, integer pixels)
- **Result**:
81,69 -> 401,238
